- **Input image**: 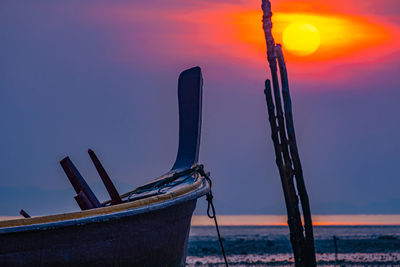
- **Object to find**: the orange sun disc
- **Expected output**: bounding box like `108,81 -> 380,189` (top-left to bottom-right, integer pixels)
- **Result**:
282,22 -> 321,56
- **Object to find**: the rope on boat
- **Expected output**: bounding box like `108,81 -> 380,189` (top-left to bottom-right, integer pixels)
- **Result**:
196,165 -> 229,267
126,167 -> 198,202
122,163 -> 229,266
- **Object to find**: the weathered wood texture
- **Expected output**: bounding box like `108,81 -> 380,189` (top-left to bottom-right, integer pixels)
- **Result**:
261,1 -> 316,266
0,200 -> 197,267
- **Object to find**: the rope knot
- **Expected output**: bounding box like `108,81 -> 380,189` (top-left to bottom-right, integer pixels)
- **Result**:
206,192 -> 213,202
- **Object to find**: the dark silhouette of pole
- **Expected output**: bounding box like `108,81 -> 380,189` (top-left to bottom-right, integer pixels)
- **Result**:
88,149 -> 122,205
20,209 -> 30,218
261,1 -> 316,266
264,81 -> 306,264
333,235 -> 339,263
60,156 -> 101,209
276,45 -> 316,265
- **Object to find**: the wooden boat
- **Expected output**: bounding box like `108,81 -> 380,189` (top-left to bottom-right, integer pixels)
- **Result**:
0,67 -> 210,266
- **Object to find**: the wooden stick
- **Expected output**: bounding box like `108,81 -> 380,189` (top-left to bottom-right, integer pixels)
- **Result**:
262,1 -> 316,266
261,5 -> 305,252
19,209 -> 30,218
264,80 -> 305,266
276,45 -> 316,266
60,156 -> 102,209
88,149 -> 122,205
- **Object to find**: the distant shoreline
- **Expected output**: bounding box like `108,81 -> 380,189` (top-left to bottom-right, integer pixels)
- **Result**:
191,214 -> 400,226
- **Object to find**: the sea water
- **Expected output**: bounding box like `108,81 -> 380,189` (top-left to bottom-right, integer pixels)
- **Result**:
187,226 -> 400,266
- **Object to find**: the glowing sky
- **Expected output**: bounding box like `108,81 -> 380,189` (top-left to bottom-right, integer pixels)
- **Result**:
86,0 -> 400,83
0,0 -> 399,220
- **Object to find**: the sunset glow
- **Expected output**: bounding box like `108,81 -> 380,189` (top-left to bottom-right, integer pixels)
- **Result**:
94,0 -> 399,80
234,10 -> 392,62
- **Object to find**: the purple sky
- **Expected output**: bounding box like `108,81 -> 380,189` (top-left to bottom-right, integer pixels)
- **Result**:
0,0 -> 399,216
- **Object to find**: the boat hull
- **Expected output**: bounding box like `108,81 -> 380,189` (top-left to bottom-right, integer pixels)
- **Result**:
0,199 -> 197,267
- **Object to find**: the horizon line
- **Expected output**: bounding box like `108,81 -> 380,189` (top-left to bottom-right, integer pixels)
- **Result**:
191,214 -> 400,226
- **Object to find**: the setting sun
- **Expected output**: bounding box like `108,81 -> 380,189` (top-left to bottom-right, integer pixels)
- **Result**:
282,22 -> 320,56
228,8 -> 393,63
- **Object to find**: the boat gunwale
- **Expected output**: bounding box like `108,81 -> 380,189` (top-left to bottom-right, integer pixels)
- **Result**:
0,176 -> 209,234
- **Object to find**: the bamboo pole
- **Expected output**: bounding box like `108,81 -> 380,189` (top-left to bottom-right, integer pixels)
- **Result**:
261,1 -> 316,266
275,45 -> 316,266
264,81 -> 306,265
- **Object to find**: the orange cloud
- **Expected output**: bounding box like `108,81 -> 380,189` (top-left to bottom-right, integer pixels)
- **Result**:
89,0 -> 400,83
169,1 -> 399,65
168,0 -> 399,83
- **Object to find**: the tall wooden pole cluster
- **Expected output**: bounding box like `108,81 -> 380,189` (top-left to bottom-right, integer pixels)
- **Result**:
261,1 -> 316,266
